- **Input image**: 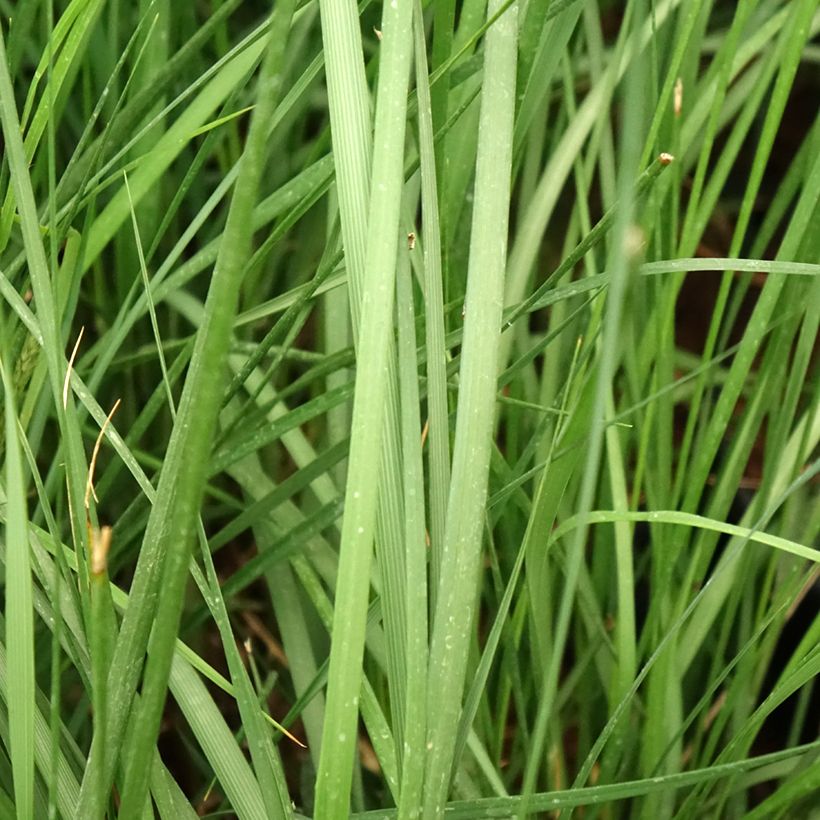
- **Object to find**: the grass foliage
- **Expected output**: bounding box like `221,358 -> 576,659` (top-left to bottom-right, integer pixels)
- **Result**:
0,0 -> 818,817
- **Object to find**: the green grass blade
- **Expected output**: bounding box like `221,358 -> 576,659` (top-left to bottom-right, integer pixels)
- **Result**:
413,0 -> 451,603
422,1 -> 518,815
0,323 -> 35,820
314,0 -> 415,812
395,211 -> 429,817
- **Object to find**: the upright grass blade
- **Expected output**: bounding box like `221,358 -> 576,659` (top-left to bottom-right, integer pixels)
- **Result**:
453,335 -> 585,780
422,1 -> 518,815
413,0 -> 451,606
74,6 -> 298,816
314,0 -> 415,813
395,219 -> 429,817
603,389 -> 636,704
0,320 -> 35,820
316,0 -> 425,781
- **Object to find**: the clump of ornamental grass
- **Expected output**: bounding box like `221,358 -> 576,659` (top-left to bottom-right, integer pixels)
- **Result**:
0,1 -> 818,818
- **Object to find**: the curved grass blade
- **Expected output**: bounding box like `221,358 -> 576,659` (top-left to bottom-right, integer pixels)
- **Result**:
0,320 -> 35,819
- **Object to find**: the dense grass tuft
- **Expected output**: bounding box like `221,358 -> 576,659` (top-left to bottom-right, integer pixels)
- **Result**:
0,1 -> 818,817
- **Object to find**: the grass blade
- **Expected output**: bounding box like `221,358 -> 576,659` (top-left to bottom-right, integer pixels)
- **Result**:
0,320 -> 35,820
422,1 -> 518,814
314,0 -> 415,812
